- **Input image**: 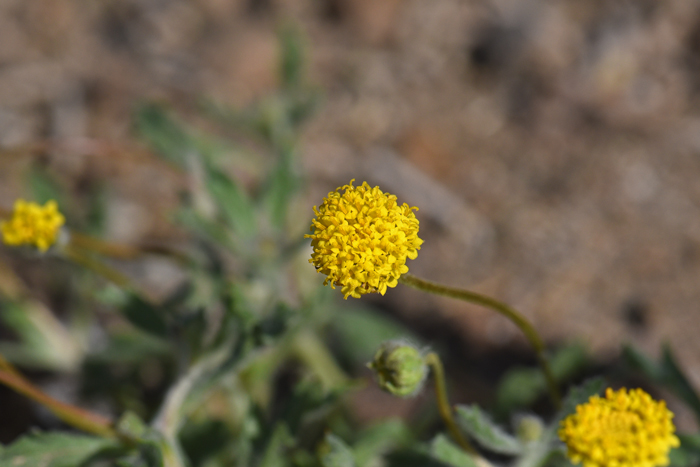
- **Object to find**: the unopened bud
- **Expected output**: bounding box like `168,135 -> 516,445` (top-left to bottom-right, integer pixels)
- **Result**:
368,340 -> 427,398
516,415 -> 544,442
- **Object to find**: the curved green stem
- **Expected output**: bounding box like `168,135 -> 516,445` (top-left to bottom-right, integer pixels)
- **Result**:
0,353 -> 21,377
400,273 -> 561,408
63,245 -> 133,290
425,352 -> 478,455
70,232 -> 190,266
0,366 -> 116,438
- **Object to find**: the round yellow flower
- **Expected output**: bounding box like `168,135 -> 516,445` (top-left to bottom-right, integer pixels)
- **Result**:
559,387 -> 680,467
1,200 -> 65,252
306,180 -> 423,299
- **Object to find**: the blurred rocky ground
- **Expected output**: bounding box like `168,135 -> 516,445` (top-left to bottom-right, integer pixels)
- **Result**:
2,0 -> 700,428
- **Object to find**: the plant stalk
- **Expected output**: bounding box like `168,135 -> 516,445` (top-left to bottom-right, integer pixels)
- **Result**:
0,353 -> 21,377
0,367 -> 116,438
400,273 -> 561,408
62,244 -> 136,292
424,352 -> 478,455
70,232 -> 190,265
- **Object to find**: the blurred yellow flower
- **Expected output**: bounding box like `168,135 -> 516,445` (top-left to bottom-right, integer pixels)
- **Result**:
306,180 -> 423,299
559,387 -> 679,467
1,200 -> 65,252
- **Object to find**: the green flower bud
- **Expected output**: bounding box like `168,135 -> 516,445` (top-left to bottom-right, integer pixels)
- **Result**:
368,340 -> 427,398
516,415 -> 544,442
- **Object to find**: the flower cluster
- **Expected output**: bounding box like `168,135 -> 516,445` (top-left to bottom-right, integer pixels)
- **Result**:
559,387 -> 679,467
306,180 -> 423,299
1,200 -> 65,252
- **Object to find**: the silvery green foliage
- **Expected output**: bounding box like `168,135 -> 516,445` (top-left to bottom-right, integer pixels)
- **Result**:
2,20 -> 700,467
320,434 -> 356,467
430,435 -> 478,467
455,405 -> 522,455
0,432 -> 117,467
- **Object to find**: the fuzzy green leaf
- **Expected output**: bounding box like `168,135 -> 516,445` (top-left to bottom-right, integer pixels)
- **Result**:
260,423 -> 295,467
179,420 -> 232,467
0,431 -> 116,467
331,305 -> 422,368
556,377 -> 606,422
279,25 -> 304,89
429,435 -> 478,467
319,434 -> 356,467
669,434 -> 700,467
122,294 -> 168,338
116,411 -> 150,441
263,152 -> 299,231
26,164 -> 67,209
455,405 -> 522,455
352,419 -> 412,467
496,344 -> 588,414
175,207 -> 238,251
660,345 -> 700,424
622,345 -> 662,379
135,104 -> 193,167
204,163 -> 256,237
386,449 -> 453,467
496,368 -> 544,415
624,345 -> 700,425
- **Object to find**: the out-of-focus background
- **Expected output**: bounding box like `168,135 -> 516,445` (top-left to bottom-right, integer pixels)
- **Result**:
1,0 -> 700,439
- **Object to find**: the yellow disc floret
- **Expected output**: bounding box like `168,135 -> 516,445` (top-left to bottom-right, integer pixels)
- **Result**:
559,387 -> 680,467
1,200 -> 65,252
306,180 -> 423,299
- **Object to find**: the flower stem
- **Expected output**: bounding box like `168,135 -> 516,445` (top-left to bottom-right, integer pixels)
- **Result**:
0,353 -> 21,377
70,232 -> 190,265
424,352 -> 478,455
62,244 -> 135,291
399,273 -> 561,408
0,366 -> 116,438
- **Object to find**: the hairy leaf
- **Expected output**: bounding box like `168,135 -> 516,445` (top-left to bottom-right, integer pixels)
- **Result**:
0,432 -> 116,467
319,434 -> 356,467
556,377 -> 606,422
455,405 -> 522,455
429,435 -> 478,467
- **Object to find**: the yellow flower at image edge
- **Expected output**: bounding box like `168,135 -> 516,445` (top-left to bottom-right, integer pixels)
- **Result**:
1,200 -> 65,252
559,388 -> 679,467
306,180 -> 423,299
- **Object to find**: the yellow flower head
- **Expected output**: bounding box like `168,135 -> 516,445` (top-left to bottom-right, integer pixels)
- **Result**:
1,200 -> 65,252
559,387 -> 680,467
306,180 -> 423,299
